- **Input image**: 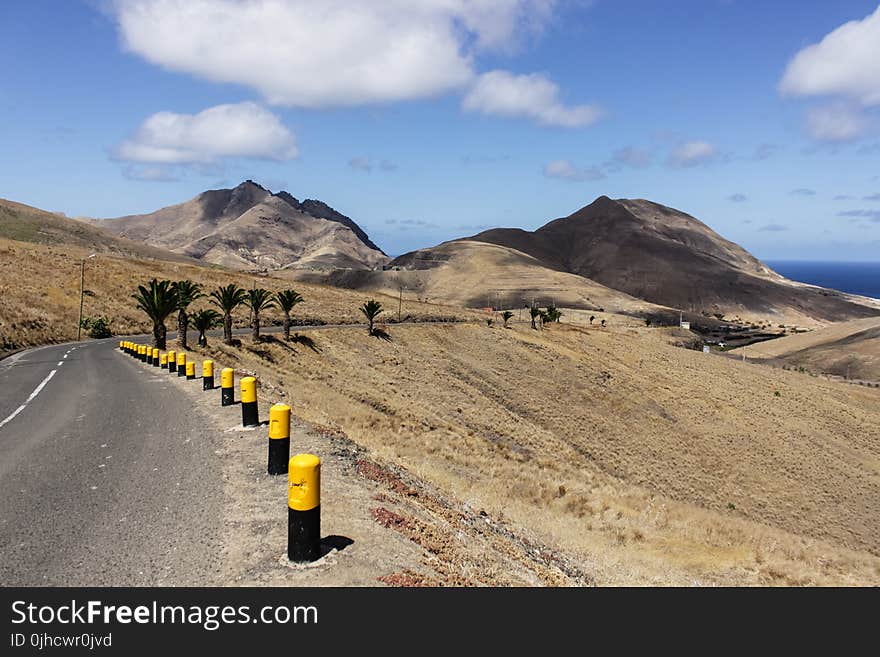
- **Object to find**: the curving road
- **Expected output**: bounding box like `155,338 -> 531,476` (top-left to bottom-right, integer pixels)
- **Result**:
0,339 -> 224,585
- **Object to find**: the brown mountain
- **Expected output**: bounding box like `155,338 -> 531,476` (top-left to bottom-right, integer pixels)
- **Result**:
0,197 -> 194,263
94,181 -> 387,271
460,196 -> 878,324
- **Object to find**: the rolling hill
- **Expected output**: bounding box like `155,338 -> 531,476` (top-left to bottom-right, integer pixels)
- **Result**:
0,197 -> 195,263
464,196 -> 879,325
93,180 -> 388,271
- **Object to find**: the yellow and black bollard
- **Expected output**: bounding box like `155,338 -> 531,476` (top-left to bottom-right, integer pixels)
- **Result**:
176,352 -> 186,377
152,348 -> 160,367
288,454 -> 321,562
139,345 -> 146,362
160,353 -> 168,369
124,341 -> 129,354
186,360 -> 196,380
221,368 -> 234,406
119,340 -> 124,351
268,403 -> 291,475
241,376 -> 258,426
146,347 -> 153,365
168,349 -> 177,374
202,360 -> 214,391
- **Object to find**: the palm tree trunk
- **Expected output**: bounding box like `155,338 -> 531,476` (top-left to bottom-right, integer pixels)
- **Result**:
198,330 -> 207,347
177,310 -> 188,349
283,314 -> 291,341
252,312 -> 260,342
224,314 -> 233,345
368,319 -> 374,335
155,323 -> 166,349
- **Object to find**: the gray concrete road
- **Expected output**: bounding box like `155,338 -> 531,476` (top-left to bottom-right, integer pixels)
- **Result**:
0,339 -> 224,585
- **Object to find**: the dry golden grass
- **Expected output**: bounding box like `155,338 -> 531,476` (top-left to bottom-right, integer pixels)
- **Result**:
0,237 -> 479,350
198,320 -> 880,585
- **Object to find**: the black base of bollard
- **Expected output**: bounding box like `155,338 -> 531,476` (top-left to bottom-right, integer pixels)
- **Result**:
288,506 -> 320,562
177,367 -> 186,377
186,371 -> 195,380
153,358 -> 159,368
268,438 -> 290,475
147,356 -> 153,365
242,401 -> 259,427
203,376 -> 214,391
169,362 -> 176,374
221,387 -> 234,406
161,362 -> 167,369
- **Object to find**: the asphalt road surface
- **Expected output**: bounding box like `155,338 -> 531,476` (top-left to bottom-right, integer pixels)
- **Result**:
0,338 -> 224,585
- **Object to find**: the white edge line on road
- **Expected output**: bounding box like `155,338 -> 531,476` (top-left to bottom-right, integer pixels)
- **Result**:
0,368 -> 58,430
57,361 -> 63,367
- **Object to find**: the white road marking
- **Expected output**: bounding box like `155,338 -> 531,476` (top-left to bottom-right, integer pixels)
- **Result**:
57,361 -> 63,367
63,354 -> 68,359
0,368 -> 57,430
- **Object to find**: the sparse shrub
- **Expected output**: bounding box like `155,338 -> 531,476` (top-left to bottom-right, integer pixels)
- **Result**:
644,317 -> 652,327
486,318 -> 494,328
727,502 -> 736,510
501,310 -> 514,327
589,315 -> 595,325
600,319 -> 606,327
543,304 -> 562,323
774,390 -> 781,397
80,315 -> 112,339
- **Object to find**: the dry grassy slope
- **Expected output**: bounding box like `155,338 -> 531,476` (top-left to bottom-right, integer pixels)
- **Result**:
207,321 -> 880,585
297,239 -> 674,316
0,237 -> 478,350
466,196 -> 879,326
731,317 -> 880,381
0,198 -> 195,263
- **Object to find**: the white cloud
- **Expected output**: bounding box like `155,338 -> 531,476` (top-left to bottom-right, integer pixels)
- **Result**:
779,6 -> 880,106
805,103 -> 868,142
349,157 -> 372,172
543,159 -> 605,182
667,141 -> 717,168
463,70 -> 602,127
114,102 -> 298,164
610,146 -> 651,168
110,0 -> 558,108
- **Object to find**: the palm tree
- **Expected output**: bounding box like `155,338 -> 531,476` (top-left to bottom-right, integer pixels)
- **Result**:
360,299 -> 383,335
172,280 -> 203,349
589,315 -> 595,325
191,309 -> 222,347
529,305 -> 542,330
132,279 -> 177,348
209,284 -> 247,345
276,290 -> 304,341
244,288 -> 276,342
501,311 -> 514,328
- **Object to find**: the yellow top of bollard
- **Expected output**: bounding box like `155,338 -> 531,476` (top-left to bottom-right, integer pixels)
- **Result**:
167,349 -> 176,360
240,376 -> 257,403
288,453 -> 320,511
186,361 -> 195,375
161,354 -> 167,364
221,367 -> 234,387
177,352 -> 186,365
269,403 -> 291,439
202,360 -> 214,376
152,348 -> 159,358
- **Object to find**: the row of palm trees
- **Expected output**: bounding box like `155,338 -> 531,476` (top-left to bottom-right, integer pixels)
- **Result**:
132,279 -> 305,349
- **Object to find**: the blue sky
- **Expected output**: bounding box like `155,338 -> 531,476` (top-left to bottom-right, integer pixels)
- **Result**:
1,1 -> 879,259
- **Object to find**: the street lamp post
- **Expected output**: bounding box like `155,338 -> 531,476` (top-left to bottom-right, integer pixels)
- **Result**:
77,253 -> 97,340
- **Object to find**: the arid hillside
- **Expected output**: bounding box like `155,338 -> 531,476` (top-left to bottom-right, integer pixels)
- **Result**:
297,239 -> 675,318
195,319 -> 880,585
463,196 -> 879,325
732,316 -> 880,382
0,197 -> 195,263
93,180 -> 388,271
0,237 -> 475,351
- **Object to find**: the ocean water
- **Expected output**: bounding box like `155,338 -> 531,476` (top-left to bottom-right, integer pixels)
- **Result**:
767,261 -> 880,299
